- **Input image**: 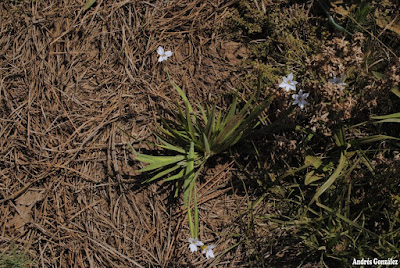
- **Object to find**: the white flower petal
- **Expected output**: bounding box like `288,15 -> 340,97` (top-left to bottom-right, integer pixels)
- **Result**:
189,243 -> 198,253
195,240 -> 204,246
165,51 -> 173,57
292,90 -> 309,109
188,238 -> 204,252
206,250 -> 214,259
202,245 -> 216,259
157,46 -> 164,55
279,82 -> 287,88
329,76 -> 347,86
288,73 -> 293,80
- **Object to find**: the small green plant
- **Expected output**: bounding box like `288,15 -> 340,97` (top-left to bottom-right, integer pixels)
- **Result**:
159,71 -> 273,160
125,70 -> 273,250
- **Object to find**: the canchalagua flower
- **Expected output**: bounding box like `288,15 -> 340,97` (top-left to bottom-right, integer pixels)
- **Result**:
292,90 -> 309,109
188,238 -> 203,253
157,46 -> 173,62
279,73 -> 298,92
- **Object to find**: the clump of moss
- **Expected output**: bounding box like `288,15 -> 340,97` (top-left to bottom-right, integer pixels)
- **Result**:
0,247 -> 33,268
225,2 -> 272,40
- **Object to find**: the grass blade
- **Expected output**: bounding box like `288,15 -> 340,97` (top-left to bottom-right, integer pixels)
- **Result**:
155,135 -> 186,154
193,183 -> 199,238
186,105 -> 197,143
357,135 -> 400,144
143,165 -> 181,183
392,86 -> 400,98
310,153 -> 346,205
137,155 -> 185,173
204,105 -> 216,138
316,202 -> 379,238
203,133 -> 211,156
184,142 -> 195,206
166,71 -> 194,112
198,102 -> 208,123
371,112 -> 400,120
163,169 -> 185,182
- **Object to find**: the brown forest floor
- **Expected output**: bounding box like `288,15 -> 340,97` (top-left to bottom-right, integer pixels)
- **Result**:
0,0 -> 262,267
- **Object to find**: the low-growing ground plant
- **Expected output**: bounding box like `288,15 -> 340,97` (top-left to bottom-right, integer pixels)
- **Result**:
124,69 -> 274,257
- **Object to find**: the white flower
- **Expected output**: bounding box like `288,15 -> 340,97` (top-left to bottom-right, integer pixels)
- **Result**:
157,46 -> 173,62
188,238 -> 203,253
279,73 -> 298,92
328,76 -> 346,86
202,245 -> 216,259
292,90 -> 309,109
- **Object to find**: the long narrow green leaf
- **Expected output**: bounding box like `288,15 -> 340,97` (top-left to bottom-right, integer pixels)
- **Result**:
166,71 -> 194,112
155,135 -> 186,154
204,105 -> 216,138
184,142 -> 195,207
137,155 -> 186,173
187,196 -> 194,238
310,153 -> 346,204
203,133 -> 211,156
176,105 -> 188,128
136,153 -> 185,164
221,96 -> 238,129
157,122 -> 175,138
156,144 -> 185,153
193,183 -> 199,238
357,135 -> 400,144
371,112 -> 400,120
159,117 -> 190,143
215,110 -> 222,133
143,165 -> 181,183
231,95 -> 273,138
198,102 -> 208,123
316,202 -> 379,238
163,169 -> 185,182
218,132 -> 243,152
374,119 -> 400,124
215,110 -> 245,139
356,150 -> 374,173
186,105 -> 197,143
391,87 -> 400,98
135,154 -> 158,163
